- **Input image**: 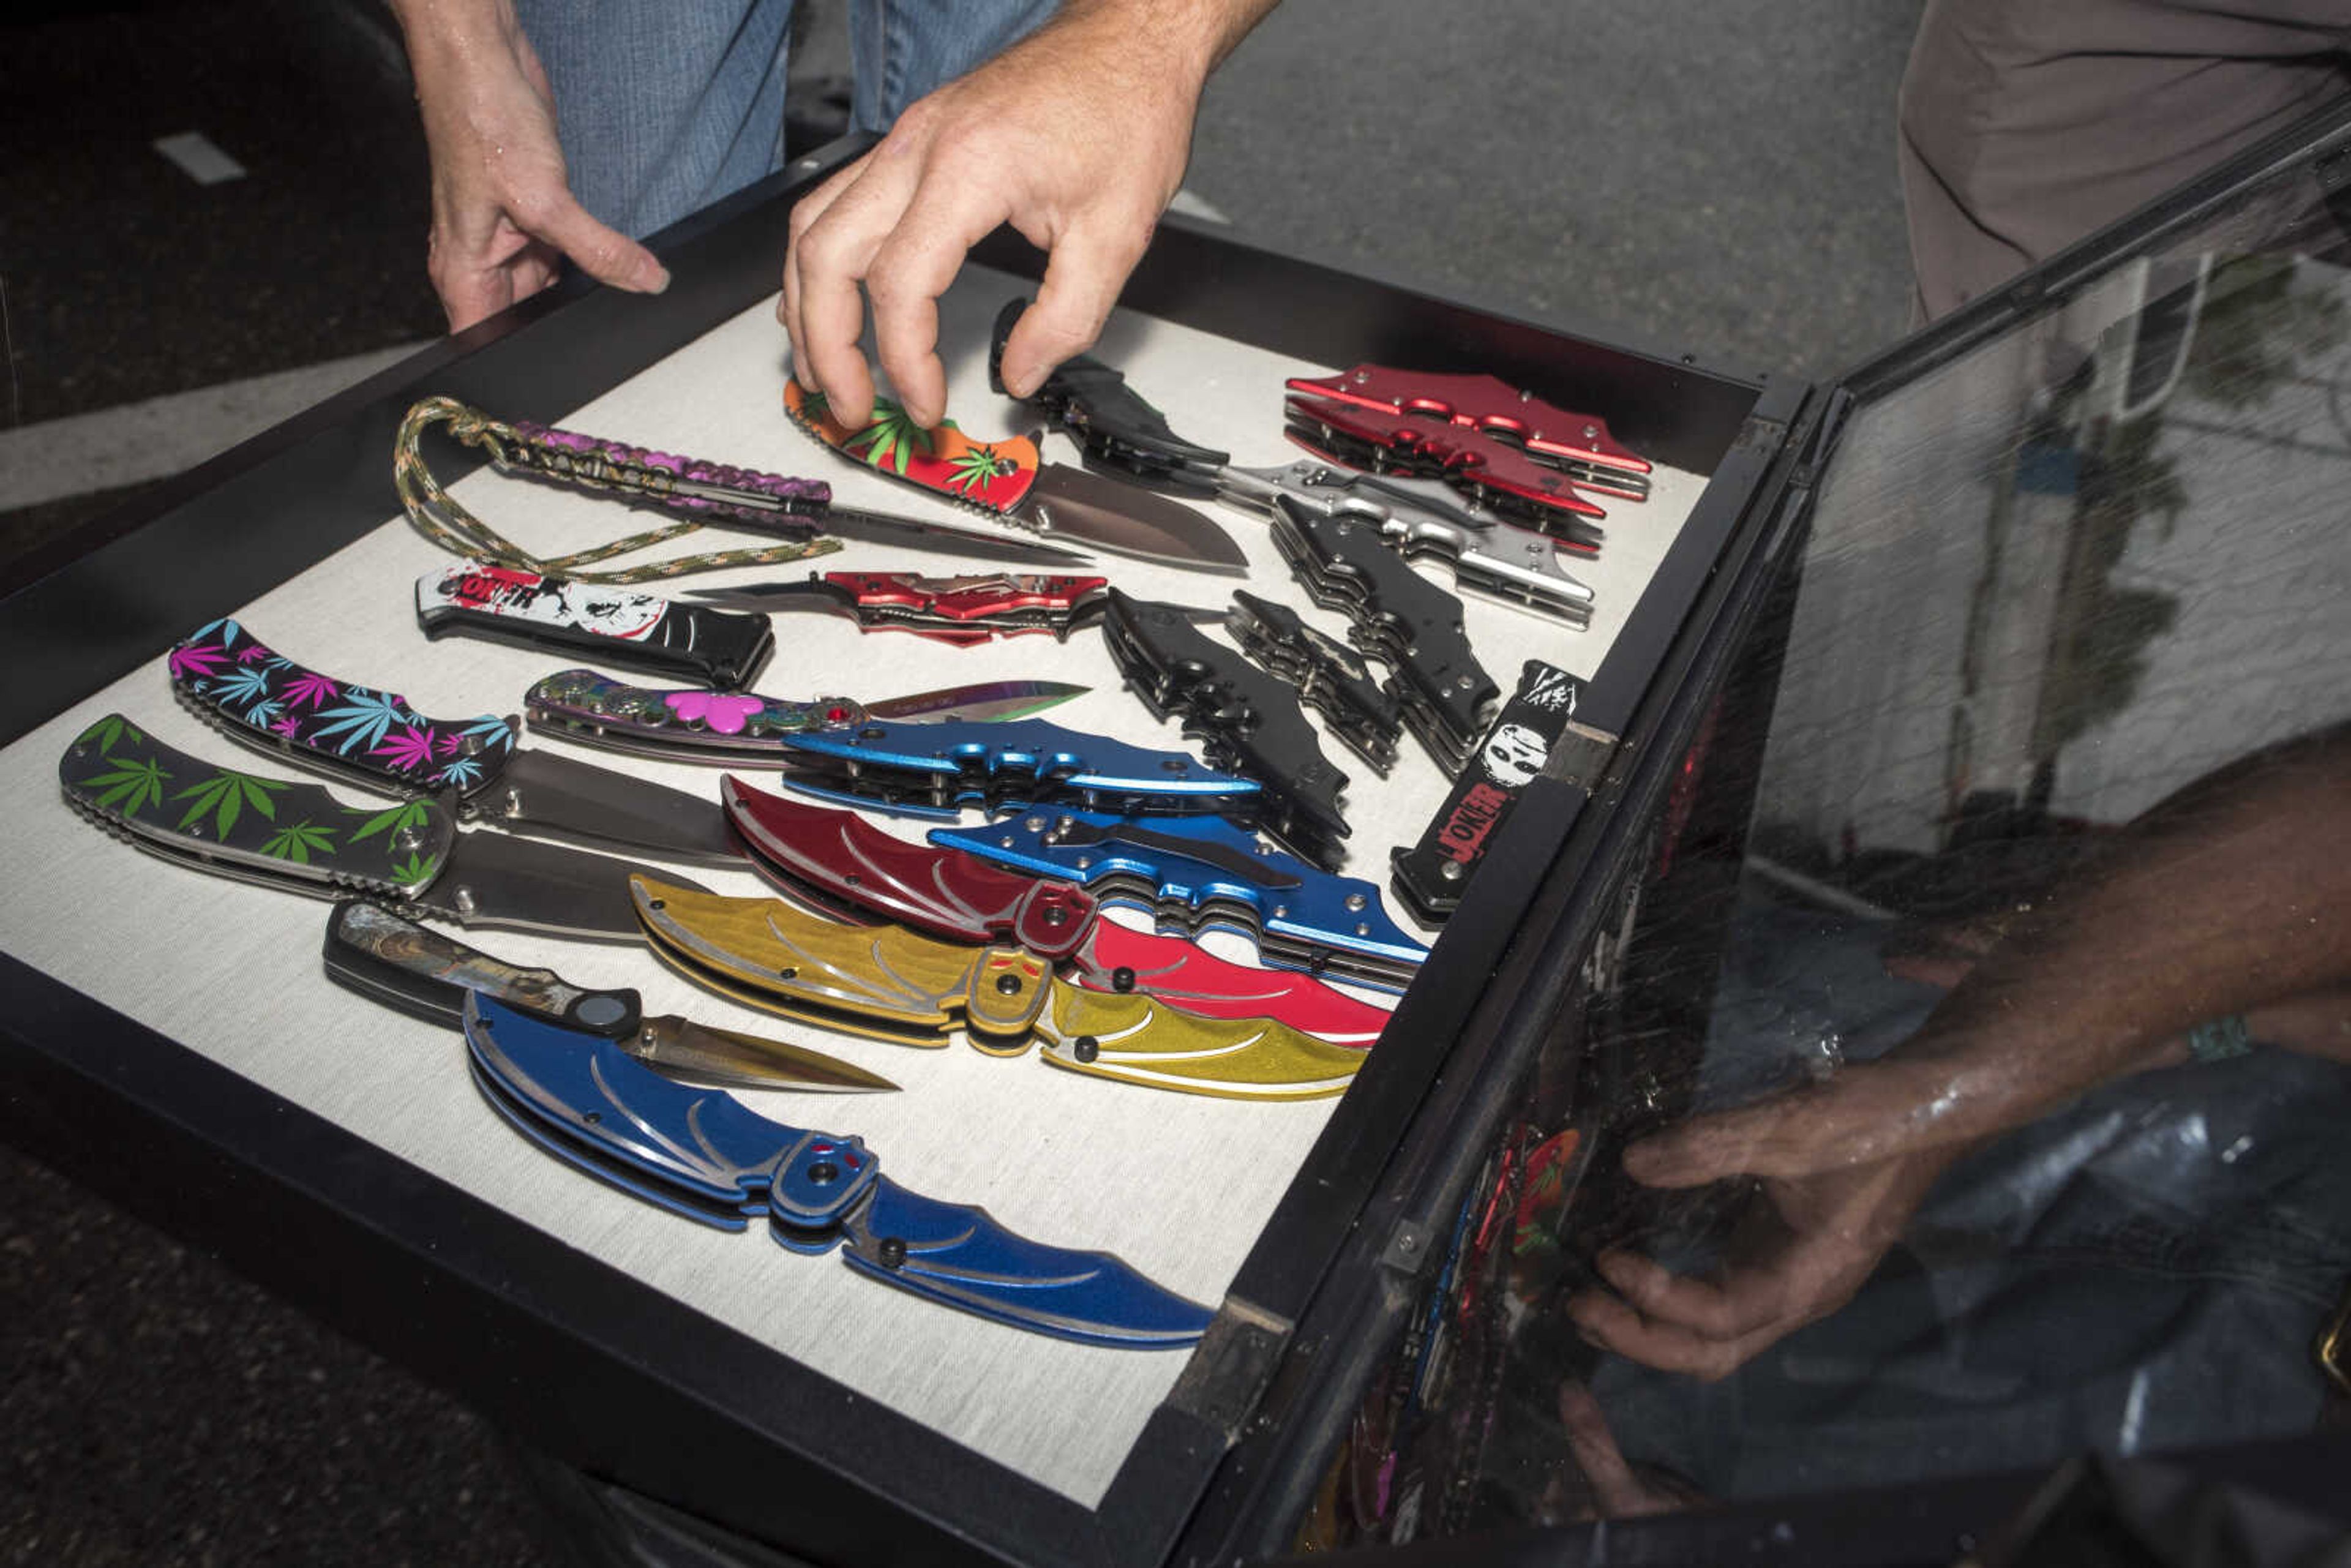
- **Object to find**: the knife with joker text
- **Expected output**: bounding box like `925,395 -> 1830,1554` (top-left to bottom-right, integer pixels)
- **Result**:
462,992 -> 1211,1345
720,779 -> 1389,1045
60,715 -> 708,940
629,876 -> 1364,1099
931,808 -> 1430,992
782,381 -> 1247,574
323,899 -> 897,1092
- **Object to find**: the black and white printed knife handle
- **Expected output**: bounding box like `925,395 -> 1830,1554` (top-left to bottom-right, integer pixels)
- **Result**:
323,899 -> 642,1036
169,615 -> 516,799
415,561 -> 775,690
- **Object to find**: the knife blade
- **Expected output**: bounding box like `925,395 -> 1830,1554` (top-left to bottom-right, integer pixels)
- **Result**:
930,808 -> 1430,992
323,899 -> 896,1092
1099,590 -> 1352,869
720,779 -> 1389,1045
522,667 -> 1087,767
782,381 -> 1247,574
406,394 -> 1093,566
463,994 -> 1212,1345
416,561 -> 777,689
60,713 -> 709,940
629,876 -> 1363,1099
170,618 -> 743,866
681,570 -> 1217,645
773,716 -> 1264,823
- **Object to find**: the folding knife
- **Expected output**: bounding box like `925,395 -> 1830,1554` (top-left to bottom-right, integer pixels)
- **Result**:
929,808 -> 1430,992
783,381 -> 1247,573
170,618 -> 743,866
1267,493 -> 1500,776
523,667 -> 1086,767
402,394 -> 1090,565
463,993 -> 1211,1345
1393,659 -> 1590,923
1100,589 -> 1351,869
986,296 -> 1231,495
1224,590 -> 1402,774
1287,364 -> 1650,520
59,714 -> 707,940
681,571 -> 1117,645
721,779 -> 1389,1046
416,561 -> 775,689
630,876 -> 1363,1100
324,899 -> 896,1092
773,717 -> 1264,824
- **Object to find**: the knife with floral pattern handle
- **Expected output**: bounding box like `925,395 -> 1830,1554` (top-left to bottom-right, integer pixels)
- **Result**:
630,876 -> 1363,1098
463,994 -> 1209,1345
721,779 -> 1389,1045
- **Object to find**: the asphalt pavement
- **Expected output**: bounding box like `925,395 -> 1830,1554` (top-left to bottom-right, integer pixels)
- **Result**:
0,1 -> 1924,1561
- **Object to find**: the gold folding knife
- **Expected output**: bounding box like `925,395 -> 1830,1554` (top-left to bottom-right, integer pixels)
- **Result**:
630,877 -> 1361,1101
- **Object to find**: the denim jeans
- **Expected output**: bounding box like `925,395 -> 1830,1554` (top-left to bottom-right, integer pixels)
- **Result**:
1591,883 -> 2351,1502
516,0 -> 1057,240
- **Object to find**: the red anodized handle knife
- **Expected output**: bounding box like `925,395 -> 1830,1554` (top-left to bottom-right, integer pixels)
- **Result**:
683,571 -> 1113,646
719,778 -> 1390,1047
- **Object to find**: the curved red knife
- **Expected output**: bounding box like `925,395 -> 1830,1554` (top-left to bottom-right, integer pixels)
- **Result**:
719,778 -> 1390,1047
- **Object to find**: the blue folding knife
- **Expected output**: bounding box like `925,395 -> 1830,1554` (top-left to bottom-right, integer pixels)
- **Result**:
930,809 -> 1430,992
778,717 -> 1262,822
462,993 -> 1213,1348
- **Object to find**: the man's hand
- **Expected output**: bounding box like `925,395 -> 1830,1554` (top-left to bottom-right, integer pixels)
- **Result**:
391,0 -> 669,332
782,0 -> 1275,430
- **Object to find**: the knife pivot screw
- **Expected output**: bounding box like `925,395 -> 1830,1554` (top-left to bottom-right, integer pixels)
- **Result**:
1110,967 -> 1136,993
455,885 -> 479,915
1160,759 -> 1188,774
1074,1035 -> 1101,1063
648,898 -> 666,910
808,1161 -> 839,1185
860,726 -> 885,740
995,973 -> 1024,996
1346,893 -> 1368,912
1441,861 -> 1465,882
877,1236 -> 908,1270
582,1110 -> 602,1125
779,966 -> 798,980
394,823 -> 433,853
1026,816 -> 1048,832
504,787 -> 525,818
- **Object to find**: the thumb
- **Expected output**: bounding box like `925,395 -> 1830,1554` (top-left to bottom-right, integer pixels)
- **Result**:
522,192 -> 670,297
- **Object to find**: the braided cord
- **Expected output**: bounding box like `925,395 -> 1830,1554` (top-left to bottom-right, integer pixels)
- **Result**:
392,396 -> 841,583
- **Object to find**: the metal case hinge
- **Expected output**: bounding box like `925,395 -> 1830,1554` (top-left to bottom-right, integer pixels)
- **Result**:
1542,721 -> 1624,796
1164,1296 -> 1293,1441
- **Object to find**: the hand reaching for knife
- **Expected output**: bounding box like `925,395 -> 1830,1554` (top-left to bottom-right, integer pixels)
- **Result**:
389,0 -> 670,332
782,0 -> 1278,431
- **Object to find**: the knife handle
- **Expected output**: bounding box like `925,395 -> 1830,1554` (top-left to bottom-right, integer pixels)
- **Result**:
1267,495 -> 1498,776
168,617 -> 514,797
824,570 -> 1111,639
1225,590 -> 1403,775
1286,394 -> 1608,523
525,668 -> 868,763
323,899 -> 641,1036
416,561 -> 775,691
988,296 -> 1229,491
61,714 -> 459,899
1285,365 -> 1651,479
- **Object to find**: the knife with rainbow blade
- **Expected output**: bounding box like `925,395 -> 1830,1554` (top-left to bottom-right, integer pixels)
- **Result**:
720,779 -> 1387,1046
463,993 -> 1210,1346
628,876 -> 1363,1100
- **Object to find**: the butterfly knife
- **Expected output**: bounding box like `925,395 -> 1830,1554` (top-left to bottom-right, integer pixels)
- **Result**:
773,716 -> 1264,825
416,560 -> 774,689
931,808 -> 1430,992
1286,364 -> 1650,530
1099,589 -> 1351,871
991,300 -> 1600,622
681,570 -> 1221,647
782,380 -> 1246,574
523,667 -> 1088,768
323,899 -> 896,1092
462,993 -> 1210,1346
719,779 -> 1389,1046
629,876 -> 1363,1100
59,714 -> 707,940
403,394 -> 1090,566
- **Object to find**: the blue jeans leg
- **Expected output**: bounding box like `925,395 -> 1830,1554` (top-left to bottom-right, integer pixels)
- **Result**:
847,0 -> 1060,132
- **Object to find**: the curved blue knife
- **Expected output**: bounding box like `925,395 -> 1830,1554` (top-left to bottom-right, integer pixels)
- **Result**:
777,717 -> 1261,822
931,809 -> 1430,992
462,993 -> 1213,1348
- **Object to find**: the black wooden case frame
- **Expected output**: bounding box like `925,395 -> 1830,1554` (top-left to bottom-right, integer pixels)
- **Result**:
0,138 -> 1799,1566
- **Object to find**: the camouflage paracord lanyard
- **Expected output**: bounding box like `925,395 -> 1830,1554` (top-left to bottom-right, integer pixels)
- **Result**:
391,395 -> 842,584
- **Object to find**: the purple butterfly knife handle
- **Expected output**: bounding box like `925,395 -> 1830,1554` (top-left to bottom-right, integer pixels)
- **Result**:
506,421 -> 834,523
